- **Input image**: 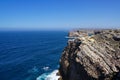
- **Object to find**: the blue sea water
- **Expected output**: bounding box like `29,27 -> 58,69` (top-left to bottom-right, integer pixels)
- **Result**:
0,31 -> 68,80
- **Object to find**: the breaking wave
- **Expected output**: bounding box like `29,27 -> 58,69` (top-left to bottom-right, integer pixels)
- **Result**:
36,70 -> 60,80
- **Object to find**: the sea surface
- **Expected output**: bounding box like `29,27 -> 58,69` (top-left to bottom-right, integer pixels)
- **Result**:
0,31 -> 68,80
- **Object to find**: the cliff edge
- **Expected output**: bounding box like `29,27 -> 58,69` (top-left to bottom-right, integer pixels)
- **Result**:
59,29 -> 120,80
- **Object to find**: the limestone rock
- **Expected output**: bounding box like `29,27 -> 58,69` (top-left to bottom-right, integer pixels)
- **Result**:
59,29 -> 120,80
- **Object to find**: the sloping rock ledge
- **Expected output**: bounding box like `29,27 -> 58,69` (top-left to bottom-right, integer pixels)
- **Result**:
59,29 -> 120,80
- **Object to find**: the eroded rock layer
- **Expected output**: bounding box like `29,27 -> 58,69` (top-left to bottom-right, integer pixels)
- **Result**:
59,29 -> 120,80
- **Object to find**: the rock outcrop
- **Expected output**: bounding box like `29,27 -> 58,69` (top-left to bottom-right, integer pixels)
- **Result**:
59,29 -> 120,80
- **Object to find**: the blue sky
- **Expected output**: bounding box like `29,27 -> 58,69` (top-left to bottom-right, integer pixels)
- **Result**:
0,0 -> 120,31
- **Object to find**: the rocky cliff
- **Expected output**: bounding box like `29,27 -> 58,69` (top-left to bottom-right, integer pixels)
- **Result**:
59,29 -> 120,80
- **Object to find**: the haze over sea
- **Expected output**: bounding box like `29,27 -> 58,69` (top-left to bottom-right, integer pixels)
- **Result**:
0,31 -> 67,80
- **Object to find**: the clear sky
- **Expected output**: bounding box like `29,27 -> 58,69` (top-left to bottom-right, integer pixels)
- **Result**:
0,0 -> 120,31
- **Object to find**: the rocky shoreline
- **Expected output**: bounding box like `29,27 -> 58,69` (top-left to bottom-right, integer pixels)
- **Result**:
59,29 -> 120,80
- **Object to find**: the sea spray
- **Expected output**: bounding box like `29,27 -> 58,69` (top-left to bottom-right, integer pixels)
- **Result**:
36,70 -> 60,80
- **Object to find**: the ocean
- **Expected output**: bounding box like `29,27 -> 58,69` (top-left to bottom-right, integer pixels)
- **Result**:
0,31 -> 68,80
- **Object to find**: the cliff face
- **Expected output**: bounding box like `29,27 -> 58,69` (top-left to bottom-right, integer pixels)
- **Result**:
59,29 -> 120,80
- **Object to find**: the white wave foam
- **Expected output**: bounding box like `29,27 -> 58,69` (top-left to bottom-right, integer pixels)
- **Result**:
42,66 -> 50,71
45,70 -> 60,80
36,70 -> 60,80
